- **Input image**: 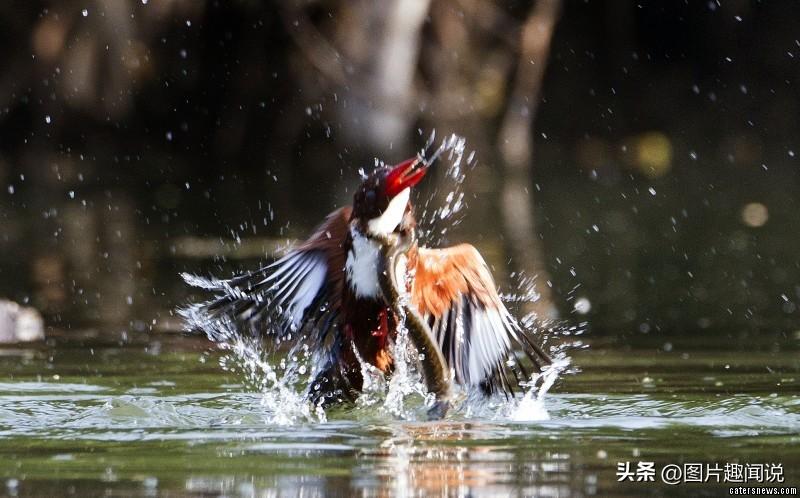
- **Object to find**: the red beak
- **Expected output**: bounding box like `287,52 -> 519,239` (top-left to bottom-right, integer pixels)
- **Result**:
385,157 -> 428,198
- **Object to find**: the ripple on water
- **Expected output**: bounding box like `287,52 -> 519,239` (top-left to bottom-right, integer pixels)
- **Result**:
538,393 -> 800,436
0,382 -> 108,393
0,385 -> 796,442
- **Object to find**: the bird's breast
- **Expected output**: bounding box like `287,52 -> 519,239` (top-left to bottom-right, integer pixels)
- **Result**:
345,230 -> 383,299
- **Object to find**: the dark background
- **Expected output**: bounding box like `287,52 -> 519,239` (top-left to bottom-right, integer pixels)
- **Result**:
0,0 -> 798,341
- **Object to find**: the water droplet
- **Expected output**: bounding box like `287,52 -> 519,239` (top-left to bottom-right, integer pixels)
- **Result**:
45,115 -> 51,124
82,8 -> 88,16
574,297 -> 592,314
648,187 -> 657,196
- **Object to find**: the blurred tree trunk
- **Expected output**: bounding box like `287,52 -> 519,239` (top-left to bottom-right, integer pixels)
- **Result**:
425,0 -> 513,245
423,0 -> 562,320
331,0 -> 431,153
97,192 -> 138,325
498,0 -> 562,320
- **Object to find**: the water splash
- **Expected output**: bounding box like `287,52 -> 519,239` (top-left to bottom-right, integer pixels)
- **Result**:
376,315 -> 435,419
347,303 -> 436,421
508,356 -> 571,421
415,132 -> 475,247
218,334 -> 325,425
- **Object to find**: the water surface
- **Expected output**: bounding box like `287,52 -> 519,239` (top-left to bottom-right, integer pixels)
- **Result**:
0,332 -> 796,496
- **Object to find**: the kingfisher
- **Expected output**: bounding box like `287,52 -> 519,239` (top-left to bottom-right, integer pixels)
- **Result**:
183,157 -> 551,413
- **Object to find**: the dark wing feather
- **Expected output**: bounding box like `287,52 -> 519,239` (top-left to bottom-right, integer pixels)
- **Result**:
180,207 -> 351,348
411,244 -> 551,396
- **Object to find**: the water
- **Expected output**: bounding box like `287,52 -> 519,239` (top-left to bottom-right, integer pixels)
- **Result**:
1,134 -> 798,495
0,332 -> 796,496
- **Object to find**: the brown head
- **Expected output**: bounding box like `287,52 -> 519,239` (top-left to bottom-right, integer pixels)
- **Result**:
351,157 -> 428,237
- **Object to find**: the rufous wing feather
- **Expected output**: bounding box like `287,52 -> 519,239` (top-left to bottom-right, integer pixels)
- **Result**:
411,244 -> 551,396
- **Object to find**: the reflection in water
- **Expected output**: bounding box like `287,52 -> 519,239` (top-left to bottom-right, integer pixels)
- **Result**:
358,423 -> 581,497
179,423 -> 588,497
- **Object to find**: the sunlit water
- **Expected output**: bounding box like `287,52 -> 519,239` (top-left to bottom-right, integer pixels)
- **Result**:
0,333 -> 796,497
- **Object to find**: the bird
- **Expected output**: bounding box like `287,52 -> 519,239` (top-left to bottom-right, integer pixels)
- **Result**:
182,156 -> 551,414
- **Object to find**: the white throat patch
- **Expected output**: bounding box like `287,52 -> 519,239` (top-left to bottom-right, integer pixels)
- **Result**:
345,228 -> 382,298
367,187 -> 409,236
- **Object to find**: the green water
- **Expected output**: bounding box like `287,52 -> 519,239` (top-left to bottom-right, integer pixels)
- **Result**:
0,332 -> 796,497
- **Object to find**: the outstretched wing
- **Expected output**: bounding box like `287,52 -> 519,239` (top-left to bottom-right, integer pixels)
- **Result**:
180,207 -> 351,347
411,244 -> 551,396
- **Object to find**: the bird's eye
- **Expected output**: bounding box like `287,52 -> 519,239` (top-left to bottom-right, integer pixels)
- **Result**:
365,191 -> 376,205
